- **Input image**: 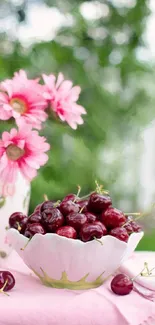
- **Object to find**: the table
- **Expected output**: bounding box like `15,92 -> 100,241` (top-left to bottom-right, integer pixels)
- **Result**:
0,251 -> 155,325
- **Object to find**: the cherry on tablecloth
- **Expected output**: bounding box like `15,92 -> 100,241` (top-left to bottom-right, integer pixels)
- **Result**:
0,251 -> 155,325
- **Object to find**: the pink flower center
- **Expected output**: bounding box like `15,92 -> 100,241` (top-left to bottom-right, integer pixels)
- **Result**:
10,98 -> 27,114
6,144 -> 25,161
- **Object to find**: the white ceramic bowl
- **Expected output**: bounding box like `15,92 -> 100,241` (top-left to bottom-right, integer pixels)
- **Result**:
7,229 -> 143,290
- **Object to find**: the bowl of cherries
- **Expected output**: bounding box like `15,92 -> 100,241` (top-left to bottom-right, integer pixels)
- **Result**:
7,186 -> 143,290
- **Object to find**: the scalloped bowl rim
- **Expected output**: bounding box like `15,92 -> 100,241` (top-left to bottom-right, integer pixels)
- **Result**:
7,228 -> 144,249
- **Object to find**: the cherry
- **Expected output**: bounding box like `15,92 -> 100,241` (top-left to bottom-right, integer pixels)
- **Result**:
123,219 -> 142,234
66,212 -> 87,231
78,200 -> 88,213
24,223 -> 45,238
42,208 -> 64,232
80,222 -> 104,242
111,273 -> 133,295
109,227 -> 129,242
56,226 -> 77,239
130,221 -> 142,233
0,271 -> 15,293
59,200 -> 80,217
41,200 -> 56,212
93,221 -> 107,235
124,222 -> 133,234
88,192 -> 112,213
85,212 -> 97,223
28,212 -> 42,224
34,204 -> 42,213
9,212 -> 28,233
62,194 -> 77,202
101,207 -> 126,229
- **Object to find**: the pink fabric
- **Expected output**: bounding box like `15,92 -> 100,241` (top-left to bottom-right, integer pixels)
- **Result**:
0,251 -> 155,325
121,251 -> 155,291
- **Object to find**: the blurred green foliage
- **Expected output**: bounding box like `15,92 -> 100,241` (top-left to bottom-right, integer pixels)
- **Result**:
0,0 -> 155,249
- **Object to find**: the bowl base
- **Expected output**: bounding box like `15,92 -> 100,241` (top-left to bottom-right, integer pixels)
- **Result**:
32,267 -> 106,290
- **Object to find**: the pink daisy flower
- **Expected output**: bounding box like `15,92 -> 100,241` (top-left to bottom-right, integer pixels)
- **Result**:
0,122 -> 50,196
42,73 -> 86,129
0,70 -> 48,130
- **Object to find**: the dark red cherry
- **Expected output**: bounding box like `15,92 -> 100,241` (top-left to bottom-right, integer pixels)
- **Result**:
42,208 -> 64,232
78,200 -> 88,213
80,222 -> 104,242
130,221 -> 142,233
101,207 -> 126,229
85,212 -> 97,223
0,271 -> 15,292
24,223 -> 45,238
62,194 -> 77,202
93,221 -> 107,235
88,192 -> 112,213
109,227 -> 129,242
41,200 -> 56,212
59,200 -> 80,217
28,212 -> 41,224
34,204 -> 42,213
111,274 -> 133,295
66,212 -> 87,231
124,222 -> 133,234
56,226 -> 77,239
9,212 -> 28,233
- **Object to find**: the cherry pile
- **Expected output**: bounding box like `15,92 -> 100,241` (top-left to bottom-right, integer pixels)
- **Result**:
9,189 -> 142,243
0,271 -> 15,296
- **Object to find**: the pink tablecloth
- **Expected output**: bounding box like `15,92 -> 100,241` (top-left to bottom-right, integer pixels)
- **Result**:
0,251 -> 155,325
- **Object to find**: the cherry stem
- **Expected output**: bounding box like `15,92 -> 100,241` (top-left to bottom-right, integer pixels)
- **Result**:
20,238 -> 31,251
16,222 -> 22,232
53,200 -> 61,208
95,180 -> 109,195
124,213 -> 141,217
131,265 -> 147,281
79,206 -> 85,213
0,279 -> 9,296
93,236 -> 103,245
131,262 -> 155,281
44,194 -> 48,201
79,191 -> 95,201
124,203 -> 155,226
73,185 -> 81,202
122,213 -> 141,228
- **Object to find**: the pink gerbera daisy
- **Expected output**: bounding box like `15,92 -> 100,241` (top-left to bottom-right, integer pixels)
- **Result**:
0,70 -> 48,130
42,73 -> 86,129
0,122 -> 50,196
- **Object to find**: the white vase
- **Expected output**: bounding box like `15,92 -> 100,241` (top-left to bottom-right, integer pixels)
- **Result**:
0,172 -> 30,262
